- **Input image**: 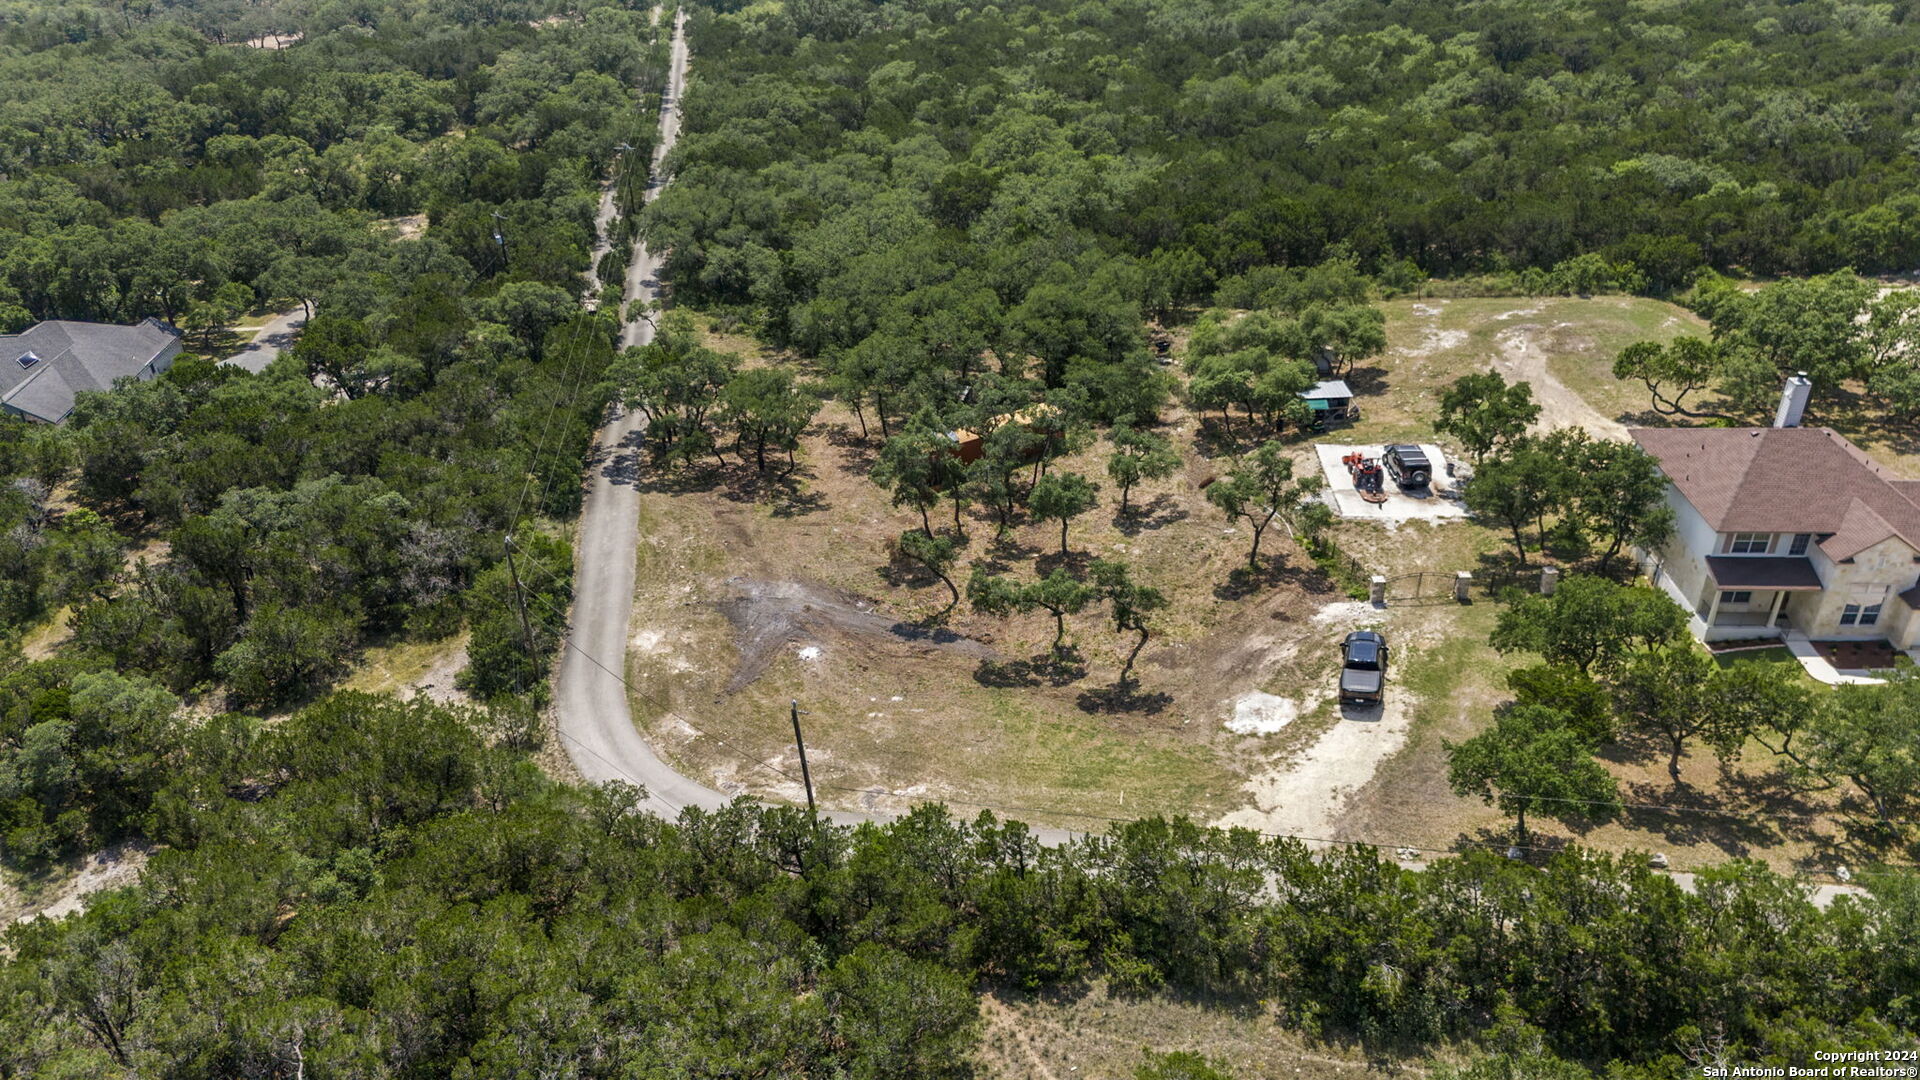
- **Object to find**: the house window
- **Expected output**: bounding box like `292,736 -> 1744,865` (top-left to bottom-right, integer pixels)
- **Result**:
1725,532 -> 1772,554
1840,604 -> 1881,626
1719,591 -> 1753,605
15,351 -> 37,369
1841,586 -> 1888,627
1789,534 -> 1811,556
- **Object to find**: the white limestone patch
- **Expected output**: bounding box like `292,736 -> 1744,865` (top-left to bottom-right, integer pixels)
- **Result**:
1227,691 -> 1298,735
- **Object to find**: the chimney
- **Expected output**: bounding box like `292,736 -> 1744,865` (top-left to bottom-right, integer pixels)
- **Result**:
1774,372 -> 1811,428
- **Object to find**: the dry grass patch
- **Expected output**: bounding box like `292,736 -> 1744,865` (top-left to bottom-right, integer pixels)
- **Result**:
340,632 -> 472,705
1361,296 -> 1707,443
619,321 -> 1395,828
974,981 -> 1431,1080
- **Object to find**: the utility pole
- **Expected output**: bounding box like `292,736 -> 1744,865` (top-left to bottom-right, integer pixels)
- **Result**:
614,142 -> 636,213
790,700 -> 815,814
503,534 -> 539,670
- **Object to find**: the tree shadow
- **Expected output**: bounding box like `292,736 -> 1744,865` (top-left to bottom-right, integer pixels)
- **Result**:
828,426 -> 879,476
1452,825 -> 1575,862
1114,493 -> 1189,536
769,483 -> 828,518
1472,549 -> 1534,596
1213,564 -> 1271,601
1611,778 -> 1781,856
970,533 -> 1038,577
888,620 -> 970,643
1213,556 -> 1337,601
1076,683 -> 1173,715
974,647 -> 1086,688
1188,417 -> 1244,461
636,456 -> 829,516
1034,549 -> 1093,576
1342,362 -> 1391,400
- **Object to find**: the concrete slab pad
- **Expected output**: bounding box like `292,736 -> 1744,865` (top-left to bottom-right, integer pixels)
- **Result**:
1314,443 -> 1470,524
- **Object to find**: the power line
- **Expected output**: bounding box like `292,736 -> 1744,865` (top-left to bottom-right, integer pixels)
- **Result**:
509,584 -> 1871,886
506,538 -> 1916,834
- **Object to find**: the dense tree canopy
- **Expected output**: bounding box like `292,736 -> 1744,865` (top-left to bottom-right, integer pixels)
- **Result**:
0,692 -> 1914,1077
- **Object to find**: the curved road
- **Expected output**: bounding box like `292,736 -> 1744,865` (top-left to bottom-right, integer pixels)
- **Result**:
550,13 -> 1859,902
556,9 -> 729,820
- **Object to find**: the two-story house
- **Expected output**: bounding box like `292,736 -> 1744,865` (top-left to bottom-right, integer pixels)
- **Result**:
1633,424 -> 1920,649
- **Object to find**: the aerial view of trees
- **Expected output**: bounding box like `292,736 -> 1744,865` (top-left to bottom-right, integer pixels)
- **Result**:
1,0 -> 1918,1074
0,0 -> 675,865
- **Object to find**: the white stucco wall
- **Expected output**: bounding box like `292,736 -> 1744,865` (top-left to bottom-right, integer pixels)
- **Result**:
1656,488 -> 1720,616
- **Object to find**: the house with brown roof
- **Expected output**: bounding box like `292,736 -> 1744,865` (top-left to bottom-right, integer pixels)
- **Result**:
1633,423 -> 1920,648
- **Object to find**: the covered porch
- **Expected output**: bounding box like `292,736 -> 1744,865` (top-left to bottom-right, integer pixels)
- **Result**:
1697,556 -> 1823,641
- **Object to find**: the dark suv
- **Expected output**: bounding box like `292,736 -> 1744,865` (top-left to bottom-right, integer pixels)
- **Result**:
1382,444 -> 1432,489
1338,630 -> 1389,706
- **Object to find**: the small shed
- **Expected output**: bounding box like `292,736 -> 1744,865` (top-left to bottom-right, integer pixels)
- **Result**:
1299,379 -> 1357,425
941,403 -> 1064,464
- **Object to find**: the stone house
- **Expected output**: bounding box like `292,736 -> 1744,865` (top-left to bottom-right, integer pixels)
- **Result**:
1634,421 -> 1920,648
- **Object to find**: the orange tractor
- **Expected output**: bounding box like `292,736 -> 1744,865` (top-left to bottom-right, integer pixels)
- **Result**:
1341,450 -> 1390,503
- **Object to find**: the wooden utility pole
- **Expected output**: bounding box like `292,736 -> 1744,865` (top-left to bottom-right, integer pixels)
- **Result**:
790,700 -> 815,814
503,534 -> 539,668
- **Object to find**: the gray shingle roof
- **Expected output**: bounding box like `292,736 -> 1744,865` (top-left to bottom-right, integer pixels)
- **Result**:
0,319 -> 179,423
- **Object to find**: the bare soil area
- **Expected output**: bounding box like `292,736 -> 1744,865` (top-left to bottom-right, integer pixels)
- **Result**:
623,323 -> 1391,829
619,304 -> 1896,871
2,841 -> 154,927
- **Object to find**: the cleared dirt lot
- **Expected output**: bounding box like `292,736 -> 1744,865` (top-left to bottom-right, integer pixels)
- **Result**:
624,300 -> 1894,873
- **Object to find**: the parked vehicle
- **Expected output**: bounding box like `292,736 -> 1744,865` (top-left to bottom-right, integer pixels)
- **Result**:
1338,630 -> 1389,705
1382,444 -> 1432,489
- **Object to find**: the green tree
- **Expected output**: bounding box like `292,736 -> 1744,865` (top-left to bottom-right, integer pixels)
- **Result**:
1446,704 -> 1621,844
1294,302 -> 1386,379
1611,645 -> 1757,783
1800,674 -> 1920,825
1205,441 -> 1324,569
1028,471 -> 1098,556
1568,440 -> 1675,574
607,317 -> 736,466
967,566 -> 1094,657
1706,272 -> 1874,413
1490,575 -> 1687,677
1090,559 -> 1168,686
1611,337 -> 1731,420
293,314 -> 380,400
181,281 -> 254,349
40,508 -> 123,609
213,602 -> 359,707
721,367 -> 820,472
823,944 -> 977,1080
1462,441 -> 1567,562
896,529 -> 960,616
1506,664 -> 1613,747
873,415 -> 951,537
1436,372 -> 1540,462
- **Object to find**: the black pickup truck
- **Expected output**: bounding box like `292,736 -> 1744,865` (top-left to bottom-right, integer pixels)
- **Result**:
1338,630 -> 1389,706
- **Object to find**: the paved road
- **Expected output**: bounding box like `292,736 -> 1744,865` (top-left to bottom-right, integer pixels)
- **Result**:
225,309 -> 306,373
555,9 -> 730,820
